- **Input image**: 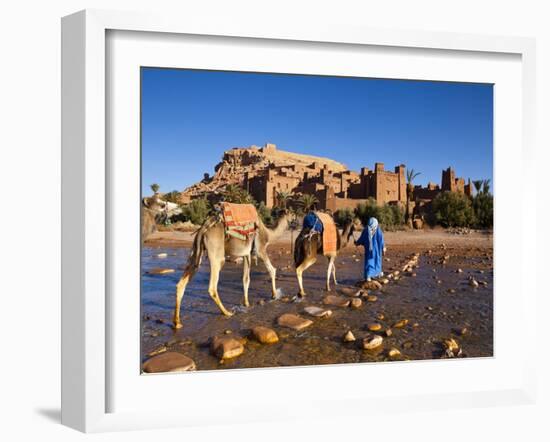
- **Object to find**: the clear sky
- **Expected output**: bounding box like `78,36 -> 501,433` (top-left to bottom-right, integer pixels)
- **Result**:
141,68 -> 493,196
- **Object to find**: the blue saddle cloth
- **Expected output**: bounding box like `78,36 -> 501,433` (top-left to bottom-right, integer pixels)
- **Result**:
303,212 -> 323,233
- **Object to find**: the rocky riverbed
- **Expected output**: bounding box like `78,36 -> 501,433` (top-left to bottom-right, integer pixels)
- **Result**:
141,229 -> 493,372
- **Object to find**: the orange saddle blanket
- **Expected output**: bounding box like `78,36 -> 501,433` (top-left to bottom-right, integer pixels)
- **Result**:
315,211 -> 337,254
221,202 -> 259,241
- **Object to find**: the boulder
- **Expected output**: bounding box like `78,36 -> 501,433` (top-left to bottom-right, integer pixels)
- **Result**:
211,336 -> 245,360
277,313 -> 313,331
322,295 -> 351,308
363,335 -> 384,350
304,306 -> 333,318
251,326 -> 279,344
142,352 -> 196,373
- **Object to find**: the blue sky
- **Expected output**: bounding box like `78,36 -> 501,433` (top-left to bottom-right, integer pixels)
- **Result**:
141,68 -> 493,196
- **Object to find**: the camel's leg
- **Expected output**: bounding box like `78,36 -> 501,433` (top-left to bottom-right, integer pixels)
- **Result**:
332,259 -> 338,286
326,256 -> 336,291
173,269 -> 193,329
258,247 -> 278,298
242,255 -> 251,307
208,256 -> 233,316
296,256 -> 317,297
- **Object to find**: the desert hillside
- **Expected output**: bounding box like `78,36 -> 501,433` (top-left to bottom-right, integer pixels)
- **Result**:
181,143 -> 347,201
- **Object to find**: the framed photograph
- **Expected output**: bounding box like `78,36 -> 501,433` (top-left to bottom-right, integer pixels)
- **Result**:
61,9 -> 537,432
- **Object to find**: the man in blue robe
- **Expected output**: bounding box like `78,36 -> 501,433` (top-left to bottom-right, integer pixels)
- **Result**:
355,217 -> 385,280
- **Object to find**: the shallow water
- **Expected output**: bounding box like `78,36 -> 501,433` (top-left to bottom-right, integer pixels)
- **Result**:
141,242 -> 493,371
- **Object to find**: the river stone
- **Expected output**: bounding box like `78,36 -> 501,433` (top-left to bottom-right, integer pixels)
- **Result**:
146,346 -> 168,357
340,287 -> 362,297
277,313 -> 313,330
363,335 -> 384,350
211,336 -> 245,359
360,280 -> 382,290
304,306 -> 333,318
469,278 -> 479,288
380,278 -> 389,285
323,295 -> 350,308
376,313 -> 385,320
251,326 -> 279,344
148,268 -> 175,275
142,352 -> 196,373
366,295 -> 378,302
156,253 -> 168,258
343,330 -> 356,342
388,347 -> 401,358
385,328 -> 393,337
368,323 -> 382,332
393,319 -> 409,329
350,298 -> 363,309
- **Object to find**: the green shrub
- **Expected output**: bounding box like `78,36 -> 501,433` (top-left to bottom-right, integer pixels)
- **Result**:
222,184 -> 255,204
473,192 -> 493,228
162,190 -> 181,204
256,201 -> 273,226
334,208 -> 354,227
432,191 -> 475,227
181,198 -> 211,225
355,198 -> 404,229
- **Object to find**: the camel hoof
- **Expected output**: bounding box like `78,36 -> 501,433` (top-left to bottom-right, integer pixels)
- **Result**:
243,301 -> 250,308
222,310 -> 234,317
298,292 -> 306,298
173,322 -> 183,330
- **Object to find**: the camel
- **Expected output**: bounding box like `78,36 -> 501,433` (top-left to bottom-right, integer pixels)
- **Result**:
173,208 -> 291,329
294,215 -> 356,297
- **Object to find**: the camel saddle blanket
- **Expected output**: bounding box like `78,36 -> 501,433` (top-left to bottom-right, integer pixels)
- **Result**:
221,203 -> 259,241
315,211 -> 337,254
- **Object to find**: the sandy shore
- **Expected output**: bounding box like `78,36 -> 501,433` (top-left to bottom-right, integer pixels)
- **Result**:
145,227 -> 493,249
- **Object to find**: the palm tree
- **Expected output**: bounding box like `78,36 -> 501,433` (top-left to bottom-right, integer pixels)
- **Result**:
405,168 -> 421,223
222,184 -> 254,204
298,193 -> 319,212
482,179 -> 491,195
150,183 -> 160,195
276,190 -> 292,209
473,180 -> 483,195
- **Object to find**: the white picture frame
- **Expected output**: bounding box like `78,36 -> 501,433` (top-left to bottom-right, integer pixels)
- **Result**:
61,9 -> 537,433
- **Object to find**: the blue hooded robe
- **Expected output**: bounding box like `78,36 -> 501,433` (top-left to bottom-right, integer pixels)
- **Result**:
355,217 -> 385,279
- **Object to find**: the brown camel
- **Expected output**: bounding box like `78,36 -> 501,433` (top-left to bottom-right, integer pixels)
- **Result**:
173,209 -> 291,328
294,216 -> 356,297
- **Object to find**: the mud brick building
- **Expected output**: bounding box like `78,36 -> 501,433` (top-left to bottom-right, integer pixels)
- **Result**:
181,143 -> 472,213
